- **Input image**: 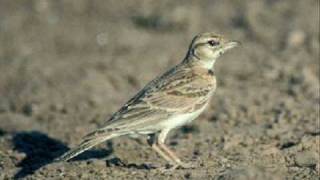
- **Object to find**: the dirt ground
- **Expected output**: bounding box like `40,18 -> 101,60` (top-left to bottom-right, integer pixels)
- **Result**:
0,1 -> 319,179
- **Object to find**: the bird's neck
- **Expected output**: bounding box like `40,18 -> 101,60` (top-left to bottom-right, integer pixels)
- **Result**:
197,59 -> 216,69
183,55 -> 217,70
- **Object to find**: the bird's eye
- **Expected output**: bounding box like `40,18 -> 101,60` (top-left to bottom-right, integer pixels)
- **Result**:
208,40 -> 219,46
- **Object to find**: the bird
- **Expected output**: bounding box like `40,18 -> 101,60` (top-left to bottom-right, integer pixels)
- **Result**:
55,32 -> 240,170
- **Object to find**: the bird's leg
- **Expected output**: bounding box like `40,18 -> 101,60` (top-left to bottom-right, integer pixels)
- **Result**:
157,129 -> 183,164
157,129 -> 195,169
147,134 -> 176,166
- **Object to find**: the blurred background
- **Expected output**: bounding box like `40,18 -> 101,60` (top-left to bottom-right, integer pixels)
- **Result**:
0,0 -> 319,179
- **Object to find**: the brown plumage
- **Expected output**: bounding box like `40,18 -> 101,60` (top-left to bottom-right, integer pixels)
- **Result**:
55,32 -> 240,170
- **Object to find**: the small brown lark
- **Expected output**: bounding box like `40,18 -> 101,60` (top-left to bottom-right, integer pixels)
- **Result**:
55,32 -> 240,170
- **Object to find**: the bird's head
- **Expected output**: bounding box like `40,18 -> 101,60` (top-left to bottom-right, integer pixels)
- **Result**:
184,32 -> 240,69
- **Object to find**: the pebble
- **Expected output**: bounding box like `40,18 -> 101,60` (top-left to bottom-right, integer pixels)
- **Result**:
287,30 -> 306,47
295,151 -> 318,167
90,159 -> 106,167
96,32 -> 109,46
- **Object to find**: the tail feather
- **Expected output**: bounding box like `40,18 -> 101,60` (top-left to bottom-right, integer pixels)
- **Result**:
55,134 -> 117,162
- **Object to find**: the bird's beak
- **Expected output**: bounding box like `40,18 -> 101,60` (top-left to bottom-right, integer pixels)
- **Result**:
223,40 -> 241,51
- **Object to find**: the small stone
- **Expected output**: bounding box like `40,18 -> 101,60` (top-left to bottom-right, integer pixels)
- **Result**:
22,103 -> 36,116
90,159 -> 106,167
96,32 -> 109,46
295,151 -> 318,167
287,30 -> 306,47
184,172 -> 191,179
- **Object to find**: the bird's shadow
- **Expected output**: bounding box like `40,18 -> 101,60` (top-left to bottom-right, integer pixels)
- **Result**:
12,131 -> 113,179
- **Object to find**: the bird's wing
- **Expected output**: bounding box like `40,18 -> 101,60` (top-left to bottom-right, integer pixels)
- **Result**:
56,66 -> 215,162
98,65 -> 215,132
144,68 -> 215,111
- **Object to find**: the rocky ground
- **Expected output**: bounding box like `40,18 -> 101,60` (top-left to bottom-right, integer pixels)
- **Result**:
0,1 -> 319,179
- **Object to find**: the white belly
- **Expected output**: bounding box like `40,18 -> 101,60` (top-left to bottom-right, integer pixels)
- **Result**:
161,105 -> 207,130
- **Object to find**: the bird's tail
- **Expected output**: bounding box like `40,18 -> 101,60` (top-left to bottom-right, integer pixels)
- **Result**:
55,131 -> 120,162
